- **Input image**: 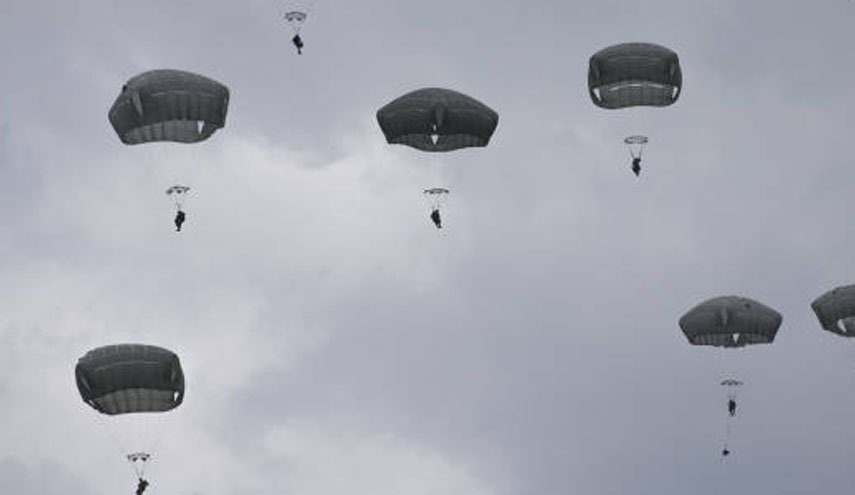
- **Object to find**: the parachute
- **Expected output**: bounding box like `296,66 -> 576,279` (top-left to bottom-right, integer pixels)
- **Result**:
165,185 -> 190,210
109,69 -> 229,229
376,88 -> 499,152
624,135 -> 648,160
680,297 -> 780,460
679,296 -> 782,348
76,344 -> 185,480
811,284 -> 855,336
588,42 -> 682,109
588,44 -> 679,175
279,1 -> 315,32
284,11 -> 307,32
279,0 -> 316,51
108,69 -> 230,145
76,344 -> 184,415
423,187 -> 450,208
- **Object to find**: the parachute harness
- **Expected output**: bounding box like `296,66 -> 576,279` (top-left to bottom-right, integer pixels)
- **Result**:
423,188 -> 449,225
166,185 -> 190,211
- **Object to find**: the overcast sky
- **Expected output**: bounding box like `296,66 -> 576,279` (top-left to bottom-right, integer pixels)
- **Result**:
2,1 -> 855,494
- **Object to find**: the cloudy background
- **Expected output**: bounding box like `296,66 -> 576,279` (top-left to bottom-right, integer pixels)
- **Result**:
2,0 -> 855,494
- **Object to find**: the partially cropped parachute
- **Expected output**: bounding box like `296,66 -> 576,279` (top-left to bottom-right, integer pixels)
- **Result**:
588,43 -> 682,109
812,284 -> 855,336
109,69 -> 230,145
376,88 -> 499,152
679,296 -> 782,348
75,344 -> 185,415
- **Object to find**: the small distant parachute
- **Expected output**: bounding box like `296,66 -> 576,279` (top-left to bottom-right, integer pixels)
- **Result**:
588,42 -> 682,109
166,185 -> 190,197
76,344 -> 185,415
679,296 -> 782,348
811,284 -> 855,336
624,135 -> 648,158
721,379 -> 743,387
284,11 -> 307,31
279,1 -> 315,30
377,88 -> 499,152
109,69 -> 230,145
165,185 -> 190,195
423,187 -> 450,198
424,188 -> 450,212
166,185 -> 190,208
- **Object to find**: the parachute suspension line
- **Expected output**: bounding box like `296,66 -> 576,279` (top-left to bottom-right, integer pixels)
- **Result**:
96,413 -> 146,481
723,413 -> 735,463
95,407 -> 172,481
626,143 -> 640,160
127,453 -> 151,479
97,412 -> 131,466
166,185 -> 190,212
724,409 -> 734,440
183,138 -> 204,205
430,194 -> 442,212
166,135 -> 206,217
132,423 -> 169,480
423,188 -> 449,220
624,135 -> 647,160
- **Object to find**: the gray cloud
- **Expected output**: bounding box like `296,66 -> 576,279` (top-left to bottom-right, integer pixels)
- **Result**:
0,458 -> 93,495
3,1 -> 855,494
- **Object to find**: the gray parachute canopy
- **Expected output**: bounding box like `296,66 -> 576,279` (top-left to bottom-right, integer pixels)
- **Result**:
588,43 -> 682,109
811,284 -> 855,337
679,296 -> 782,348
75,344 -> 185,415
109,69 -> 230,145
376,88 -> 499,152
